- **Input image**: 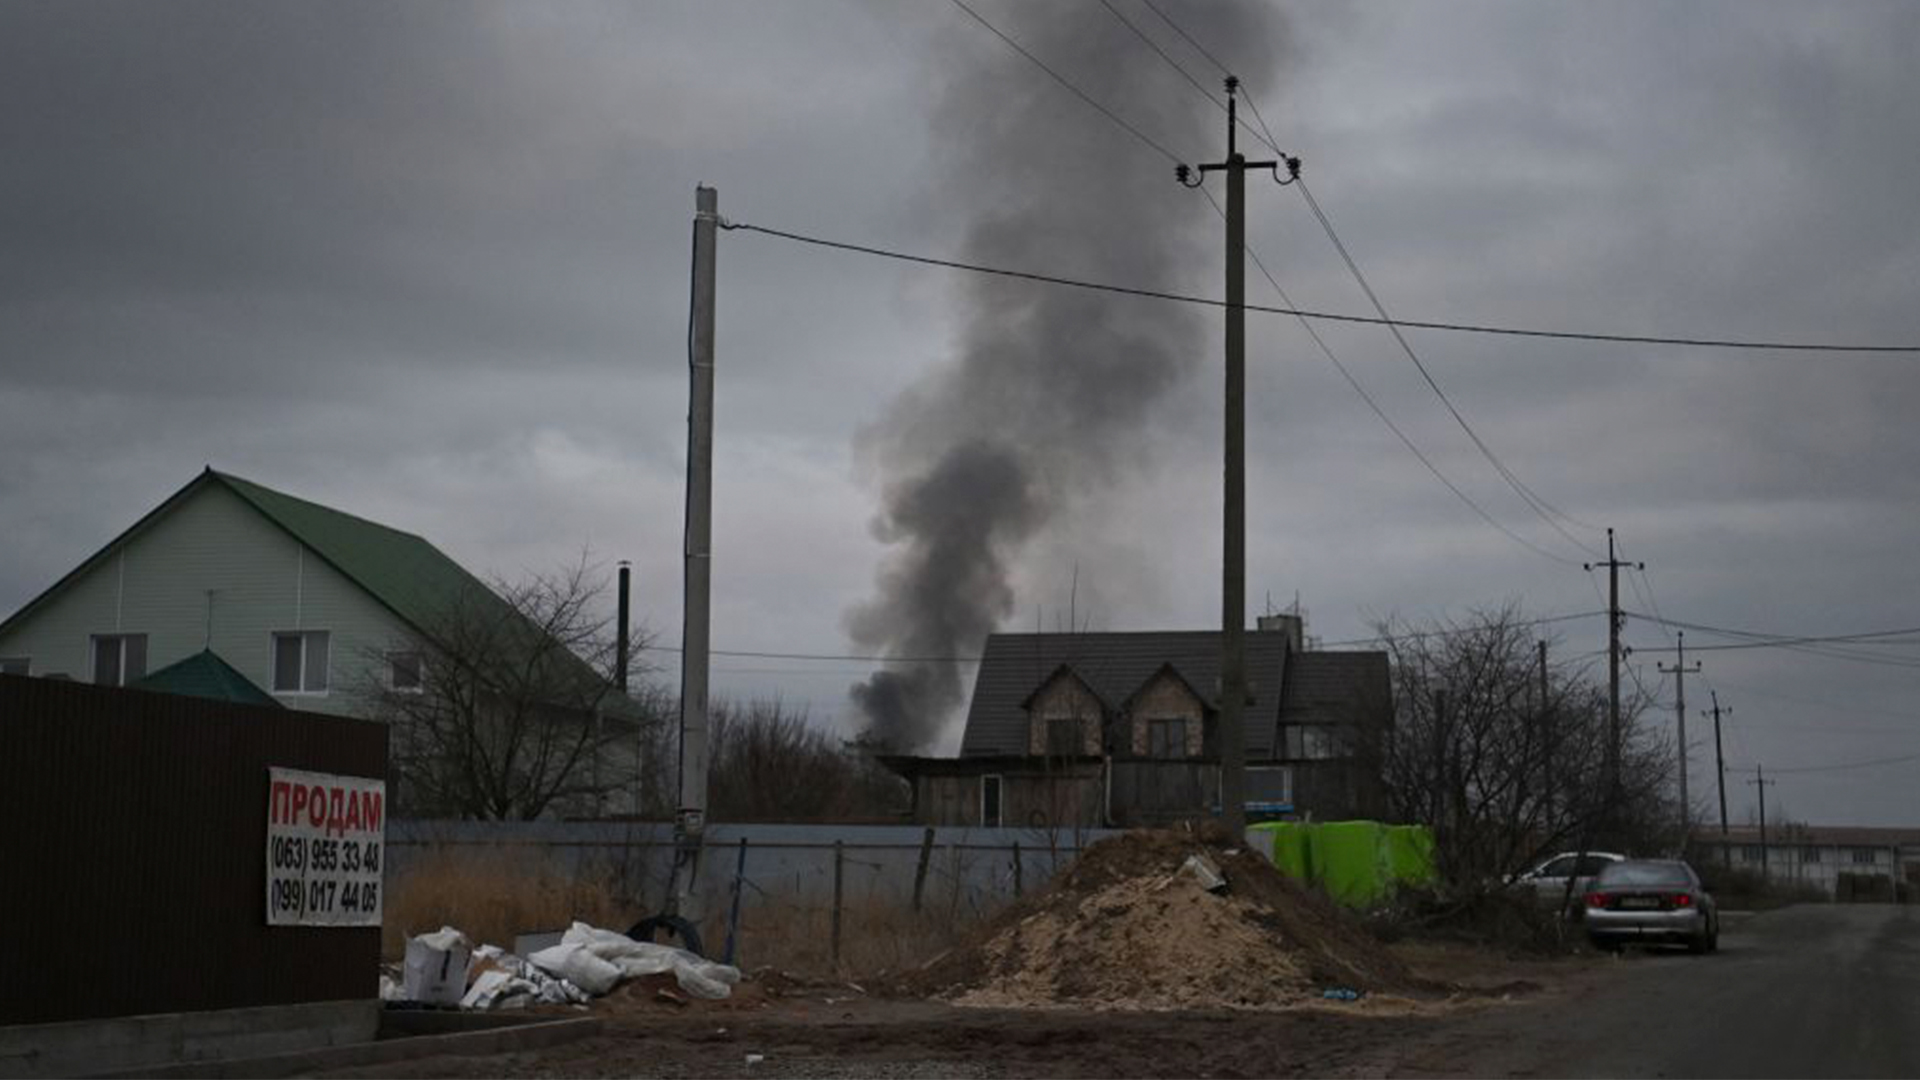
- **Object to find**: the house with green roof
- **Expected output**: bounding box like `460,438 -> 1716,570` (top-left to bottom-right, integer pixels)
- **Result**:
0,467 -> 557,716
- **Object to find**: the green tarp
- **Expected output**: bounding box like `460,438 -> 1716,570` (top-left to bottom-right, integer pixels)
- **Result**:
1245,820 -> 1437,908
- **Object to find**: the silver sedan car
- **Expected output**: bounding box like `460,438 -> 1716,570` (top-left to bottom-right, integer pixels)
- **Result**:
1584,859 -> 1719,953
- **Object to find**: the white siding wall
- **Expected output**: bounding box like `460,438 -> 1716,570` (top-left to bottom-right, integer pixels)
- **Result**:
0,483 -> 410,717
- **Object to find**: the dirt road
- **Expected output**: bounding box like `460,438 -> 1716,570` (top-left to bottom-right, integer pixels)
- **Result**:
1358,903 -> 1920,1079
317,904 -> 1920,1078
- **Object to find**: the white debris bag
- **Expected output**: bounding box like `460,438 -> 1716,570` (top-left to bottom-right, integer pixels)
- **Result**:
560,921 -> 743,1000
470,944 -> 590,1008
528,941 -> 624,996
403,926 -> 472,1005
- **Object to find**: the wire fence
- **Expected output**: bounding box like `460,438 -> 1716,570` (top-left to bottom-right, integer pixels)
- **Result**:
385,820 -> 1121,974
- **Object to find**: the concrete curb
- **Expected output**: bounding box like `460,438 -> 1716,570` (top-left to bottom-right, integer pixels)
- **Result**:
98,1015 -> 603,1079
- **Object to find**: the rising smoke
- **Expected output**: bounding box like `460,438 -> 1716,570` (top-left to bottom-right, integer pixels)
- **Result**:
847,2 -> 1285,752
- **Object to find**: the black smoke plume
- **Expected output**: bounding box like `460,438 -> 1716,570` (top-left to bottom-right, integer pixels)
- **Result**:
848,2 -> 1285,751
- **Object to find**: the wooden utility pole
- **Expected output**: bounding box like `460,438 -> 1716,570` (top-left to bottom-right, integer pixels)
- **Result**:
1657,632 -> 1702,841
1177,79 -> 1298,835
1706,691 -> 1731,840
1584,528 -> 1642,831
1749,765 -> 1776,877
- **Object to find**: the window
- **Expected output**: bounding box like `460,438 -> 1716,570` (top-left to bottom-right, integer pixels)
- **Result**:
981,775 -> 1003,828
1742,845 -> 1763,862
91,634 -> 147,686
1147,718 -> 1186,759
272,631 -> 330,693
0,657 -> 28,677
1803,846 -> 1821,864
389,651 -> 423,692
1852,847 -> 1879,865
1283,724 -> 1341,760
1538,856 -> 1577,878
1046,718 -> 1082,757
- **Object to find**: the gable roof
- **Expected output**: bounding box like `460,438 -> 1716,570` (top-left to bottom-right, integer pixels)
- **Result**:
133,648 -> 283,707
959,630 -> 1390,760
960,630 -> 1292,759
0,468 -> 628,713
0,467 -> 509,642
1020,663 -> 1109,712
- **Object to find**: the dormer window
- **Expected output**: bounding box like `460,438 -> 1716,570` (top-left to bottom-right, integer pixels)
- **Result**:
1147,718 -> 1186,759
1023,665 -> 1105,758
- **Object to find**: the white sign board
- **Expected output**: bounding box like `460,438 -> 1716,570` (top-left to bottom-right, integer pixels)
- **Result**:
266,767 -> 386,926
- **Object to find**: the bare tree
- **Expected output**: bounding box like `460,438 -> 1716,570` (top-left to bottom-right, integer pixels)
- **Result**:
706,699 -> 908,822
1359,605 -> 1678,889
356,558 -> 668,820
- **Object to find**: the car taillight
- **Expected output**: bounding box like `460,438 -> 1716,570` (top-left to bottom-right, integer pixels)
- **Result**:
1585,892 -> 1607,908
1672,893 -> 1694,907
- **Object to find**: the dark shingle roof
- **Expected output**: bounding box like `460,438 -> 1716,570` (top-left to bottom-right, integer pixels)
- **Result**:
134,648 -> 283,707
960,631 -> 1390,759
1278,652 -> 1392,727
960,631 -> 1292,758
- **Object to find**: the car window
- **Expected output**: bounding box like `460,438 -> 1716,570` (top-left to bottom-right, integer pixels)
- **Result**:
1538,856 -> 1576,877
1596,861 -> 1690,886
1577,855 -> 1617,875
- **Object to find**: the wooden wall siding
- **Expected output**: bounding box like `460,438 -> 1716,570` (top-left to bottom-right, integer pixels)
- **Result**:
1126,671 -> 1204,757
1025,673 -> 1104,756
916,769 -> 1104,828
0,483 -> 412,716
1109,761 -> 1220,825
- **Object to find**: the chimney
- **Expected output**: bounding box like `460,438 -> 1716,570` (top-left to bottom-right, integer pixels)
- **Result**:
615,561 -> 631,694
1257,613 -> 1303,653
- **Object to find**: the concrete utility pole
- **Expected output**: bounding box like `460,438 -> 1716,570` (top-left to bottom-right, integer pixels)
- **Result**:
1584,528 -> 1642,823
1658,632 -> 1702,842
1706,690 -> 1731,841
1749,765 -> 1776,878
1177,78 -> 1298,835
674,184 -> 720,920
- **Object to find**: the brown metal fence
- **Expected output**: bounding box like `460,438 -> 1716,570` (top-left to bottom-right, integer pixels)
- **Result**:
0,675 -> 386,1025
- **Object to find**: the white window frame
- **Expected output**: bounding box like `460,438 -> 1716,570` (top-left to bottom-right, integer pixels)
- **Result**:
1852,847 -> 1879,865
90,634 -> 147,687
387,650 -> 424,693
272,630 -> 331,695
0,657 -> 29,677
980,774 -> 1004,828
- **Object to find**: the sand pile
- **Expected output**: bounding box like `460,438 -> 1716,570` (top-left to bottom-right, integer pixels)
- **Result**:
907,830 -> 1423,1012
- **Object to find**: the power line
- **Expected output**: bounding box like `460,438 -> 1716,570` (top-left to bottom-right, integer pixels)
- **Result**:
1295,177 -> 1605,552
1204,189 -> 1582,567
1319,609 -> 1606,648
1737,749 -> 1920,776
947,0 -> 1190,167
718,220 -> 1920,353
1099,0 -> 1283,157
1627,613 -> 1920,650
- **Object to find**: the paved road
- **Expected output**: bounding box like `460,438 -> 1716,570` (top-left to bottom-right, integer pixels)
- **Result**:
1378,903 -> 1920,1079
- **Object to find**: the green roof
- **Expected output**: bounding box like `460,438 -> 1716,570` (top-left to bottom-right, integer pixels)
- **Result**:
211,469 -> 503,636
134,648 -> 284,707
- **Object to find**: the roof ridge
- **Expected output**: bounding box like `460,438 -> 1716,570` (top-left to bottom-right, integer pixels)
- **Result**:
209,468 -> 430,545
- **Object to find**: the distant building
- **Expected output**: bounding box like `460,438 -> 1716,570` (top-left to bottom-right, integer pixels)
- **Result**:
883,614 -> 1391,828
1696,824 -> 1920,900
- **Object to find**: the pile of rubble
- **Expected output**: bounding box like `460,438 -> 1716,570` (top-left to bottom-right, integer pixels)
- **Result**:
905,830 -> 1423,1012
383,921 -> 743,1011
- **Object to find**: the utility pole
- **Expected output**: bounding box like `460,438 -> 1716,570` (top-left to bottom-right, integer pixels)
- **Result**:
1748,765 -> 1776,878
1537,640 -> 1552,815
1706,691 -> 1731,841
1657,632 -> 1701,845
672,184 -> 719,928
1584,528 -> 1642,831
1177,78 -> 1298,835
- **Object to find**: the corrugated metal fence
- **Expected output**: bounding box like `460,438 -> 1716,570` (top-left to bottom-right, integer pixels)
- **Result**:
0,675 -> 386,1025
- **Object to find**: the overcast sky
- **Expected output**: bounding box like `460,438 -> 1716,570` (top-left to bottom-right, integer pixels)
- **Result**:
5,1 -> 1918,825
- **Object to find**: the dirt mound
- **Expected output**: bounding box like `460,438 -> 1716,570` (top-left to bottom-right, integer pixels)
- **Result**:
902,830 -> 1425,1011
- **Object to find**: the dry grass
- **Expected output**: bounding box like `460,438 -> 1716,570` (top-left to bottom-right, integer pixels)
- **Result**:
382,848 -> 639,959
384,847 -> 983,978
